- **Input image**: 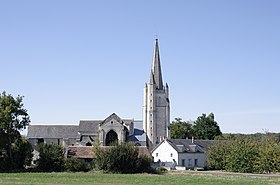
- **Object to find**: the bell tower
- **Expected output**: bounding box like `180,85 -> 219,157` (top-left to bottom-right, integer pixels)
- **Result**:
143,39 -> 170,149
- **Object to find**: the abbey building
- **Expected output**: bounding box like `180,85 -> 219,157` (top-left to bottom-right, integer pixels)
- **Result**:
27,39 -> 170,150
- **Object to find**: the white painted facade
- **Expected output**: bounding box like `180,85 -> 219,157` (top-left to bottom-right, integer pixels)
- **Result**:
152,140 -> 178,164
152,139 -> 209,169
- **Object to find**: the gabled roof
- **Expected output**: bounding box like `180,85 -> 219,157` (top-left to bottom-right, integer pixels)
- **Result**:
79,120 -> 101,133
101,113 -> 122,125
151,139 -> 178,153
152,139 -> 218,153
27,125 -> 79,139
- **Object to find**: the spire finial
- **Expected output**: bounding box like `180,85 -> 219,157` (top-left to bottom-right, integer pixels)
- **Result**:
151,38 -> 163,90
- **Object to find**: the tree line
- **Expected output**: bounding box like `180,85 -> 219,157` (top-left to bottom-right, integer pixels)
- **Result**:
207,137 -> 280,173
170,113 -> 222,140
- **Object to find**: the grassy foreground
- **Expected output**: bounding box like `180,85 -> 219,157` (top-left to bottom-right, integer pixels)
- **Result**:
0,172 -> 279,185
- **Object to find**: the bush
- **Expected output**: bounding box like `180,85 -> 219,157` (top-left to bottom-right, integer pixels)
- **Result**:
156,166 -> 167,174
37,143 -> 65,172
12,137 -> 33,169
207,138 -> 280,173
94,142 -> 152,173
65,158 -> 92,172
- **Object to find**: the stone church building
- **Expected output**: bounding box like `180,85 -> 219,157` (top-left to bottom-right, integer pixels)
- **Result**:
27,39 -> 170,150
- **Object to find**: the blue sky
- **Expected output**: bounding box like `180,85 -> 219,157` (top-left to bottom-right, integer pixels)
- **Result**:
0,1 -> 279,134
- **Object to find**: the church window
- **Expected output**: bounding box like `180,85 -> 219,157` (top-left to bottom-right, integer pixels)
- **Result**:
156,153 -> 158,157
170,153 -> 173,157
111,121 -> 113,124
150,113 -> 152,116
150,107 -> 152,109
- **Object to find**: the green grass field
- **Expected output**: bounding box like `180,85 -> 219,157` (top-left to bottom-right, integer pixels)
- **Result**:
0,172 -> 279,185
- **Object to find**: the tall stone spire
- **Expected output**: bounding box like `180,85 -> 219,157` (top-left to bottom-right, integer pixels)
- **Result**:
151,39 -> 163,90
144,38 -> 170,149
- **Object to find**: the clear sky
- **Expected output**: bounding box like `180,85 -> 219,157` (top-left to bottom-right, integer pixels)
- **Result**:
0,1 -> 279,134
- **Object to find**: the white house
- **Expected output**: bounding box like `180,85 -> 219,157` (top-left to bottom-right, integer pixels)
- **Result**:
151,138 -> 216,170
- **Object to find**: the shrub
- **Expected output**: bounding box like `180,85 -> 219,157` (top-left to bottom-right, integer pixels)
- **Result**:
65,158 -> 92,172
156,166 -> 167,174
37,143 -> 65,172
94,142 -> 152,173
12,137 -> 33,169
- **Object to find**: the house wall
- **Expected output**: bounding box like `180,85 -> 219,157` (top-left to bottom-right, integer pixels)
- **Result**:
152,140 -> 178,164
178,153 -> 206,169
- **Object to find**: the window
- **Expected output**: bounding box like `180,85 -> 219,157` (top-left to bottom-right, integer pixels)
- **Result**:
195,159 -> 198,166
38,138 -> 44,144
182,159 -> 185,166
156,153 -> 158,157
188,159 -> 192,166
170,153 -> 173,157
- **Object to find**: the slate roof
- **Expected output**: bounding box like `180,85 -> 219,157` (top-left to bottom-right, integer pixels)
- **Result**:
78,120 -> 101,133
101,113 -> 121,125
152,139 -> 218,153
67,146 -> 151,159
27,125 -> 79,139
128,120 -> 146,142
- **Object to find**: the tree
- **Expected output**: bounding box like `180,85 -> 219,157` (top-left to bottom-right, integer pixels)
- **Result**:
170,118 -> 193,139
37,144 -> 65,172
94,142 -> 152,173
12,137 -> 33,169
0,91 -> 30,160
207,141 -> 231,170
193,113 -> 221,140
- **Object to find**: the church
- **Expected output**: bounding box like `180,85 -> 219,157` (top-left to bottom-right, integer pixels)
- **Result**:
27,39 -> 170,150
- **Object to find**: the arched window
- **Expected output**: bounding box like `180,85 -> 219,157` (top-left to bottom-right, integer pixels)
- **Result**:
105,130 -> 118,146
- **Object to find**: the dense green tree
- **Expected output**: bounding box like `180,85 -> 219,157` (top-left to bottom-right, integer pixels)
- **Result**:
94,142 -> 152,173
254,138 -> 280,173
207,141 -> 231,170
170,118 -> 193,139
12,137 -> 33,169
193,113 -> 221,140
0,92 -> 30,160
226,140 -> 259,173
37,144 -> 65,172
207,138 -> 280,173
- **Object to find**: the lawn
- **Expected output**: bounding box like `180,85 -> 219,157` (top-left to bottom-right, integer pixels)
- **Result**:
0,172 -> 279,185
